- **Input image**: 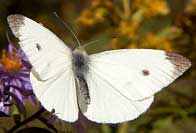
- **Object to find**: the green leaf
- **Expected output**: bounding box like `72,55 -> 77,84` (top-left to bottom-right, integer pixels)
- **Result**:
132,9 -> 144,22
153,117 -> 172,129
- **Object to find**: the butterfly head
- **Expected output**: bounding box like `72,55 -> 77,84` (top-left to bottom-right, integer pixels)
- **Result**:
73,46 -> 88,56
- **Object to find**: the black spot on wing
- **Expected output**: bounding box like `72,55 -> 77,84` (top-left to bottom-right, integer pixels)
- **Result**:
36,43 -> 42,51
142,69 -> 150,76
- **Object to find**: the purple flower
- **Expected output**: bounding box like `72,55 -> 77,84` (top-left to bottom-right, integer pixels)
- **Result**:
0,38 -> 35,115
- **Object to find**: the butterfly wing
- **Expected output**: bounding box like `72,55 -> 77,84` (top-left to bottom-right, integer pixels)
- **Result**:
83,49 -> 190,123
84,70 -> 154,123
7,14 -> 78,122
30,69 -> 78,122
7,14 -> 71,80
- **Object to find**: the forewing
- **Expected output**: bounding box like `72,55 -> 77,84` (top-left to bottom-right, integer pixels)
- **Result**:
7,14 -> 72,80
30,68 -> 78,122
88,49 -> 191,101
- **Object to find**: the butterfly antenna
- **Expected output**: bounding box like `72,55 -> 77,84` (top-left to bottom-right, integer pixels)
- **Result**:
82,36 -> 117,48
82,39 -> 101,48
53,12 -> 81,46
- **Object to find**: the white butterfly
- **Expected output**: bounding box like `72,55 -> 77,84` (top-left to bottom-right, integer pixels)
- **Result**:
7,14 -> 191,123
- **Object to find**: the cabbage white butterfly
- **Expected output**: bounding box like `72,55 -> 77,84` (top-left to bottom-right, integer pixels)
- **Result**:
7,14 -> 191,123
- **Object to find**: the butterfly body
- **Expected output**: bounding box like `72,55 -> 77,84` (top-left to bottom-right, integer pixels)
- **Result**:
7,14 -> 191,123
72,47 -> 90,106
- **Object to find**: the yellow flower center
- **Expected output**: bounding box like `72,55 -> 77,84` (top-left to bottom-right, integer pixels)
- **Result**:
0,49 -> 22,72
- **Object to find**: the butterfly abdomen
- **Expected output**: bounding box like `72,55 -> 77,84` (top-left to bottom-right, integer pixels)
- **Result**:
76,74 -> 90,105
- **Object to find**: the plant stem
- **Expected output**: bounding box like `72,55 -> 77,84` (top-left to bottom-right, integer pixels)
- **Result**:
123,0 -> 131,19
38,116 -> 58,133
8,107 -> 45,133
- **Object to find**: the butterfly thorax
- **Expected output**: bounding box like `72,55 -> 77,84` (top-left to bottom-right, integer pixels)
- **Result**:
72,47 -> 89,74
72,47 -> 90,109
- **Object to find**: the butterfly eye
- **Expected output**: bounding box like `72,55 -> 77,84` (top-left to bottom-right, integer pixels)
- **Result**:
142,69 -> 150,76
36,43 -> 41,51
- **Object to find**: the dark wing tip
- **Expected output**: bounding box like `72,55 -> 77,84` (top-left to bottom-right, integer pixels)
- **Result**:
165,52 -> 191,76
7,14 -> 25,21
7,14 -> 25,37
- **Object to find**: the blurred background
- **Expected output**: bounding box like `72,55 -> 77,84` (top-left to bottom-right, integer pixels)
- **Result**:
0,0 -> 195,132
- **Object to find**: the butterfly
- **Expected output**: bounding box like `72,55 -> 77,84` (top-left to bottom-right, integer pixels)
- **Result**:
7,14 -> 191,123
